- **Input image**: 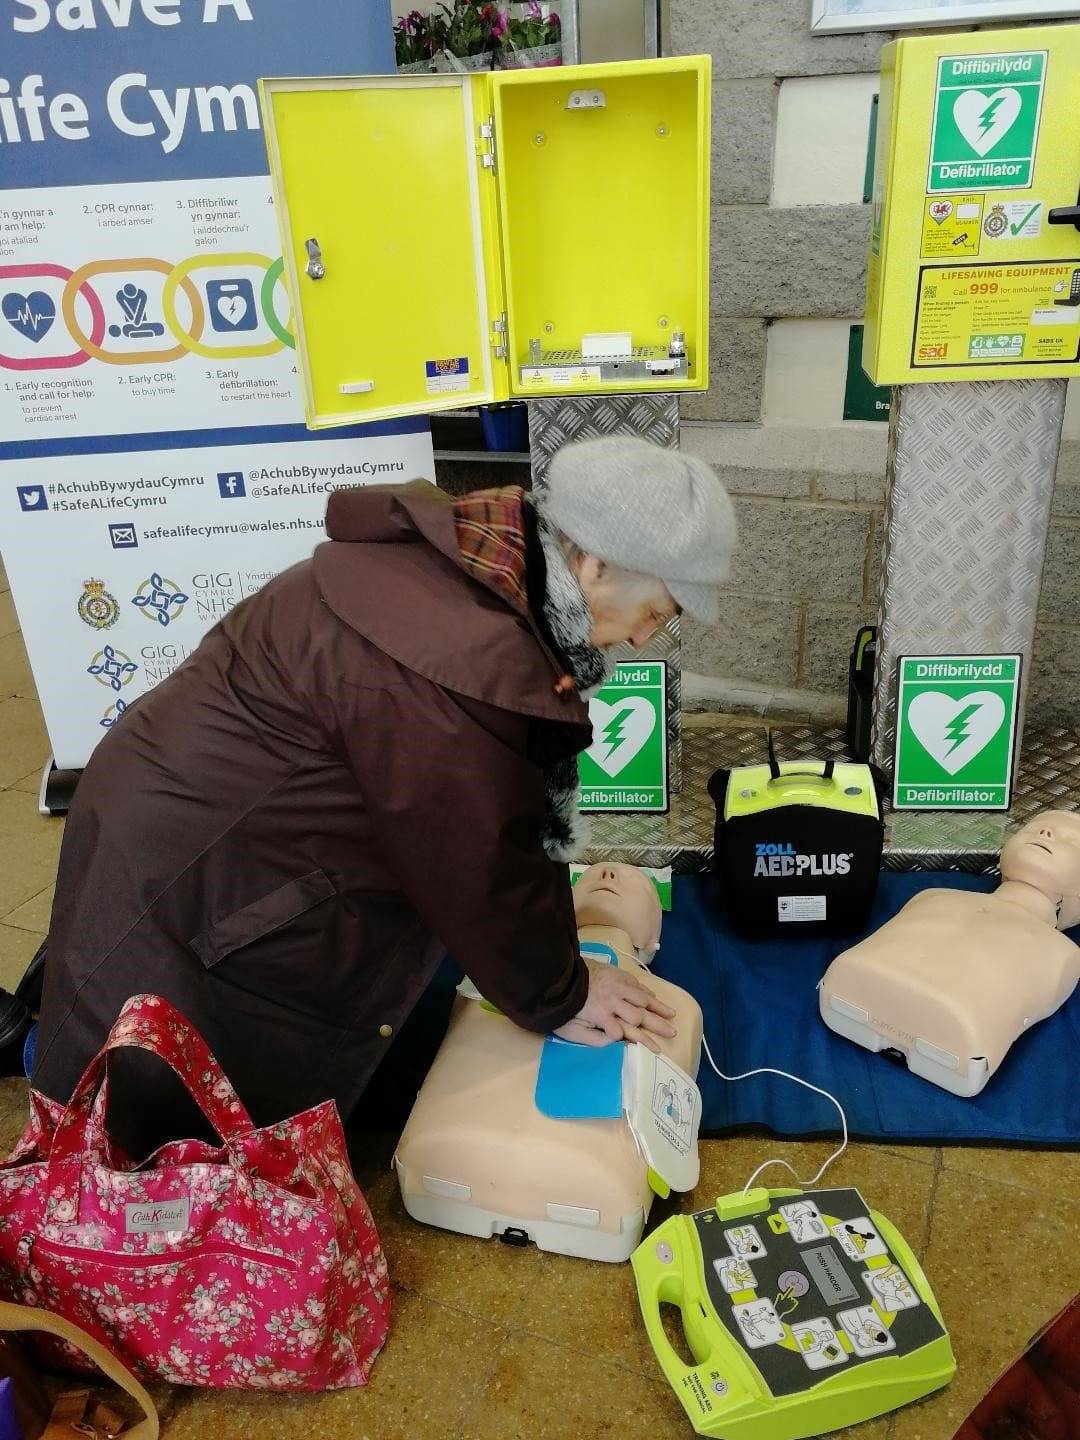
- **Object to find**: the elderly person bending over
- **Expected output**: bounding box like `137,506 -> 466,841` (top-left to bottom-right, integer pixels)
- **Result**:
33,438 -> 735,1153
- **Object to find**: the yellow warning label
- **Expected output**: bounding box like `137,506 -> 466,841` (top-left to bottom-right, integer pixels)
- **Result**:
913,261 -> 1080,368
921,196 -> 983,259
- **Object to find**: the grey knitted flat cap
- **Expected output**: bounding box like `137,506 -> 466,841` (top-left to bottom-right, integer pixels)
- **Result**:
541,437 -> 736,625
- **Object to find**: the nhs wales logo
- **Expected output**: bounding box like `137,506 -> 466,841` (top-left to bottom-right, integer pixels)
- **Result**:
100,697 -> 130,730
87,645 -> 138,693
132,572 -> 189,627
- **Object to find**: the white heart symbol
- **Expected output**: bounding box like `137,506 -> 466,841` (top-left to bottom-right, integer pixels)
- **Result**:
952,88 -> 1022,158
218,295 -> 246,323
907,690 -> 1006,775
586,696 -> 656,777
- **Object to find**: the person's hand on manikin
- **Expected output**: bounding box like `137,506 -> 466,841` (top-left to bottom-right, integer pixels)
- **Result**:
555,958 -> 677,1053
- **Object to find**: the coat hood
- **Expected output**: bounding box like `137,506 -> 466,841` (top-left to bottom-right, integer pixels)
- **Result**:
315,483 -> 590,727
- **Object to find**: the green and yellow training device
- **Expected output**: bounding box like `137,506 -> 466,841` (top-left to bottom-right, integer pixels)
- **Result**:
632,1186 -> 954,1439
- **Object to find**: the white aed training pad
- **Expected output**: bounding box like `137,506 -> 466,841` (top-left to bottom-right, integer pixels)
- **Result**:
623,1043 -> 702,1193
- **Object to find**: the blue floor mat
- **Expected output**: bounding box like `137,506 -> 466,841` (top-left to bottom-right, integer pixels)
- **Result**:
652,873 -> 1080,1146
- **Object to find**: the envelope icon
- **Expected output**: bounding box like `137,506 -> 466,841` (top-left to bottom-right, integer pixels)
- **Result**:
108,524 -> 138,548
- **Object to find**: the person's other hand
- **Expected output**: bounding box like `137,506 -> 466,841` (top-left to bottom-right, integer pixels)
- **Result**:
554,958 -> 677,1053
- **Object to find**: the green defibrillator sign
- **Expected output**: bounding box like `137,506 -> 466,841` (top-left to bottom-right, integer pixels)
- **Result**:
579,661 -> 668,813
927,51 -> 1045,194
893,655 -> 1021,811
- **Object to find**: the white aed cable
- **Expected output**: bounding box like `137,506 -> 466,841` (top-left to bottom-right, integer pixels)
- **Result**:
601,942 -> 850,1195
701,1034 -> 849,1195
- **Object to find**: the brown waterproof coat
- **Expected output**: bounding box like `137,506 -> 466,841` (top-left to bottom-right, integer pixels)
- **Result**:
33,483 -> 592,1147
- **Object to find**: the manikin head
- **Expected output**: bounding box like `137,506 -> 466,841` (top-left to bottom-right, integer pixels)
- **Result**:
572,863 -> 662,961
999,810 -> 1080,928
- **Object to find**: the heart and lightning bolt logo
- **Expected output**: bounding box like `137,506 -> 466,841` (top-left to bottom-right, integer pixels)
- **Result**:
943,702 -> 983,756
907,691 -> 1007,775
952,87 -> 1023,158
976,92 -> 1007,141
586,696 -> 657,778
602,707 -> 634,759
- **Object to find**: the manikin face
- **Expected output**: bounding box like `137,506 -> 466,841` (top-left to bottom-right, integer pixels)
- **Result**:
566,553 -> 679,650
999,810 -> 1080,928
572,863 -> 662,954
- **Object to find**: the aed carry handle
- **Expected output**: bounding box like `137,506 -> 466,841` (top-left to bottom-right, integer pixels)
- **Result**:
767,730 -> 836,786
633,1218 -> 759,1425
634,1221 -> 722,1395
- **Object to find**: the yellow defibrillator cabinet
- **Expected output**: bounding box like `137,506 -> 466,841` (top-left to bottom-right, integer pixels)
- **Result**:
865,23 -> 1080,384
260,58 -> 711,428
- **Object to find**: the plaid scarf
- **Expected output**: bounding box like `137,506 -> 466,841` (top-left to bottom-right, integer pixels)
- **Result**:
453,487 -> 531,617
454,486 -> 598,860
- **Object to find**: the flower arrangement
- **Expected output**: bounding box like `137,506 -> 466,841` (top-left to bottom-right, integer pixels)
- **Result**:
444,0 -> 508,56
394,2 -> 561,70
393,9 -> 445,66
506,0 -> 561,52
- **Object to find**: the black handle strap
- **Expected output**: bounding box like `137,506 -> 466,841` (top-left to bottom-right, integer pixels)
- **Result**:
767,731 -> 835,783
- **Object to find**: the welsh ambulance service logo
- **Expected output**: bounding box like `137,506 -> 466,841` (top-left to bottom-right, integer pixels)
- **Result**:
983,203 -> 1008,238
77,578 -> 119,631
131,572 -> 189,628
87,645 -> 138,693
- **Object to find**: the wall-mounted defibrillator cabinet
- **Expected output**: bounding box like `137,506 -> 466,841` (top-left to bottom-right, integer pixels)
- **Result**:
858,22 -> 1080,821
260,58 -> 711,428
864,24 -> 1080,384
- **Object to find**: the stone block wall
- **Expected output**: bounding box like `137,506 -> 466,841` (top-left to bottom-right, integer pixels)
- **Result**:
671,0 -> 1080,725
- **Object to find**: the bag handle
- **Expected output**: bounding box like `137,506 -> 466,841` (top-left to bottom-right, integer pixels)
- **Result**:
48,994 -> 254,1175
0,1301 -> 158,1439
767,759 -> 836,785
767,731 -> 835,784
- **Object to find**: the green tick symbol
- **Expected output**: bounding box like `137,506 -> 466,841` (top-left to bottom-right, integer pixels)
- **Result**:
1009,203 -> 1040,235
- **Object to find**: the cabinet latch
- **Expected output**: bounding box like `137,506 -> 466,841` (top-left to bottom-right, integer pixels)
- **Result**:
480,116 -> 498,175
492,311 -> 508,359
304,238 -> 325,280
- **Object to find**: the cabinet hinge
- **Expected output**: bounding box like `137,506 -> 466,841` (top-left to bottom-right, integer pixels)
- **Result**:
480,116 -> 497,175
492,311 -> 507,358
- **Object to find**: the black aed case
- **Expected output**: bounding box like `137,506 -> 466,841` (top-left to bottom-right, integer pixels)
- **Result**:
708,746 -> 884,938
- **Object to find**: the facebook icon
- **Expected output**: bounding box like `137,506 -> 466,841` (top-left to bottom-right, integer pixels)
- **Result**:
217,471 -> 246,499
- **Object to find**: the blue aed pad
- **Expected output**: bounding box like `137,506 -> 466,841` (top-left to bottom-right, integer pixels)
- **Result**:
535,1035 -> 625,1120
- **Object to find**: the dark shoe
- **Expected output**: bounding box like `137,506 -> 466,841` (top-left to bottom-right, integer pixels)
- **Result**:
14,939 -> 46,1013
0,988 -> 31,1077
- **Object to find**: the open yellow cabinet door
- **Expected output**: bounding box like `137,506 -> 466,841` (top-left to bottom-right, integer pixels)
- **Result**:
492,57 -> 711,398
261,74 -> 508,428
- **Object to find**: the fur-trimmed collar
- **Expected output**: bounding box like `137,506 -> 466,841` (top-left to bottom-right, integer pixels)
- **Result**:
526,498 -> 611,699
523,498 -> 608,862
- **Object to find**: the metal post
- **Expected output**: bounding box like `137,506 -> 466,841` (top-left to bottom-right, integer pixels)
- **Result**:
643,0 -> 661,59
871,377 -> 1066,788
560,0 -> 581,64
529,395 -> 683,791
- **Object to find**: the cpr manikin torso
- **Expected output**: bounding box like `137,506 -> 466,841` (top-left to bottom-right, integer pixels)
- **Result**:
820,812 -> 1080,1096
394,865 -> 703,1262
